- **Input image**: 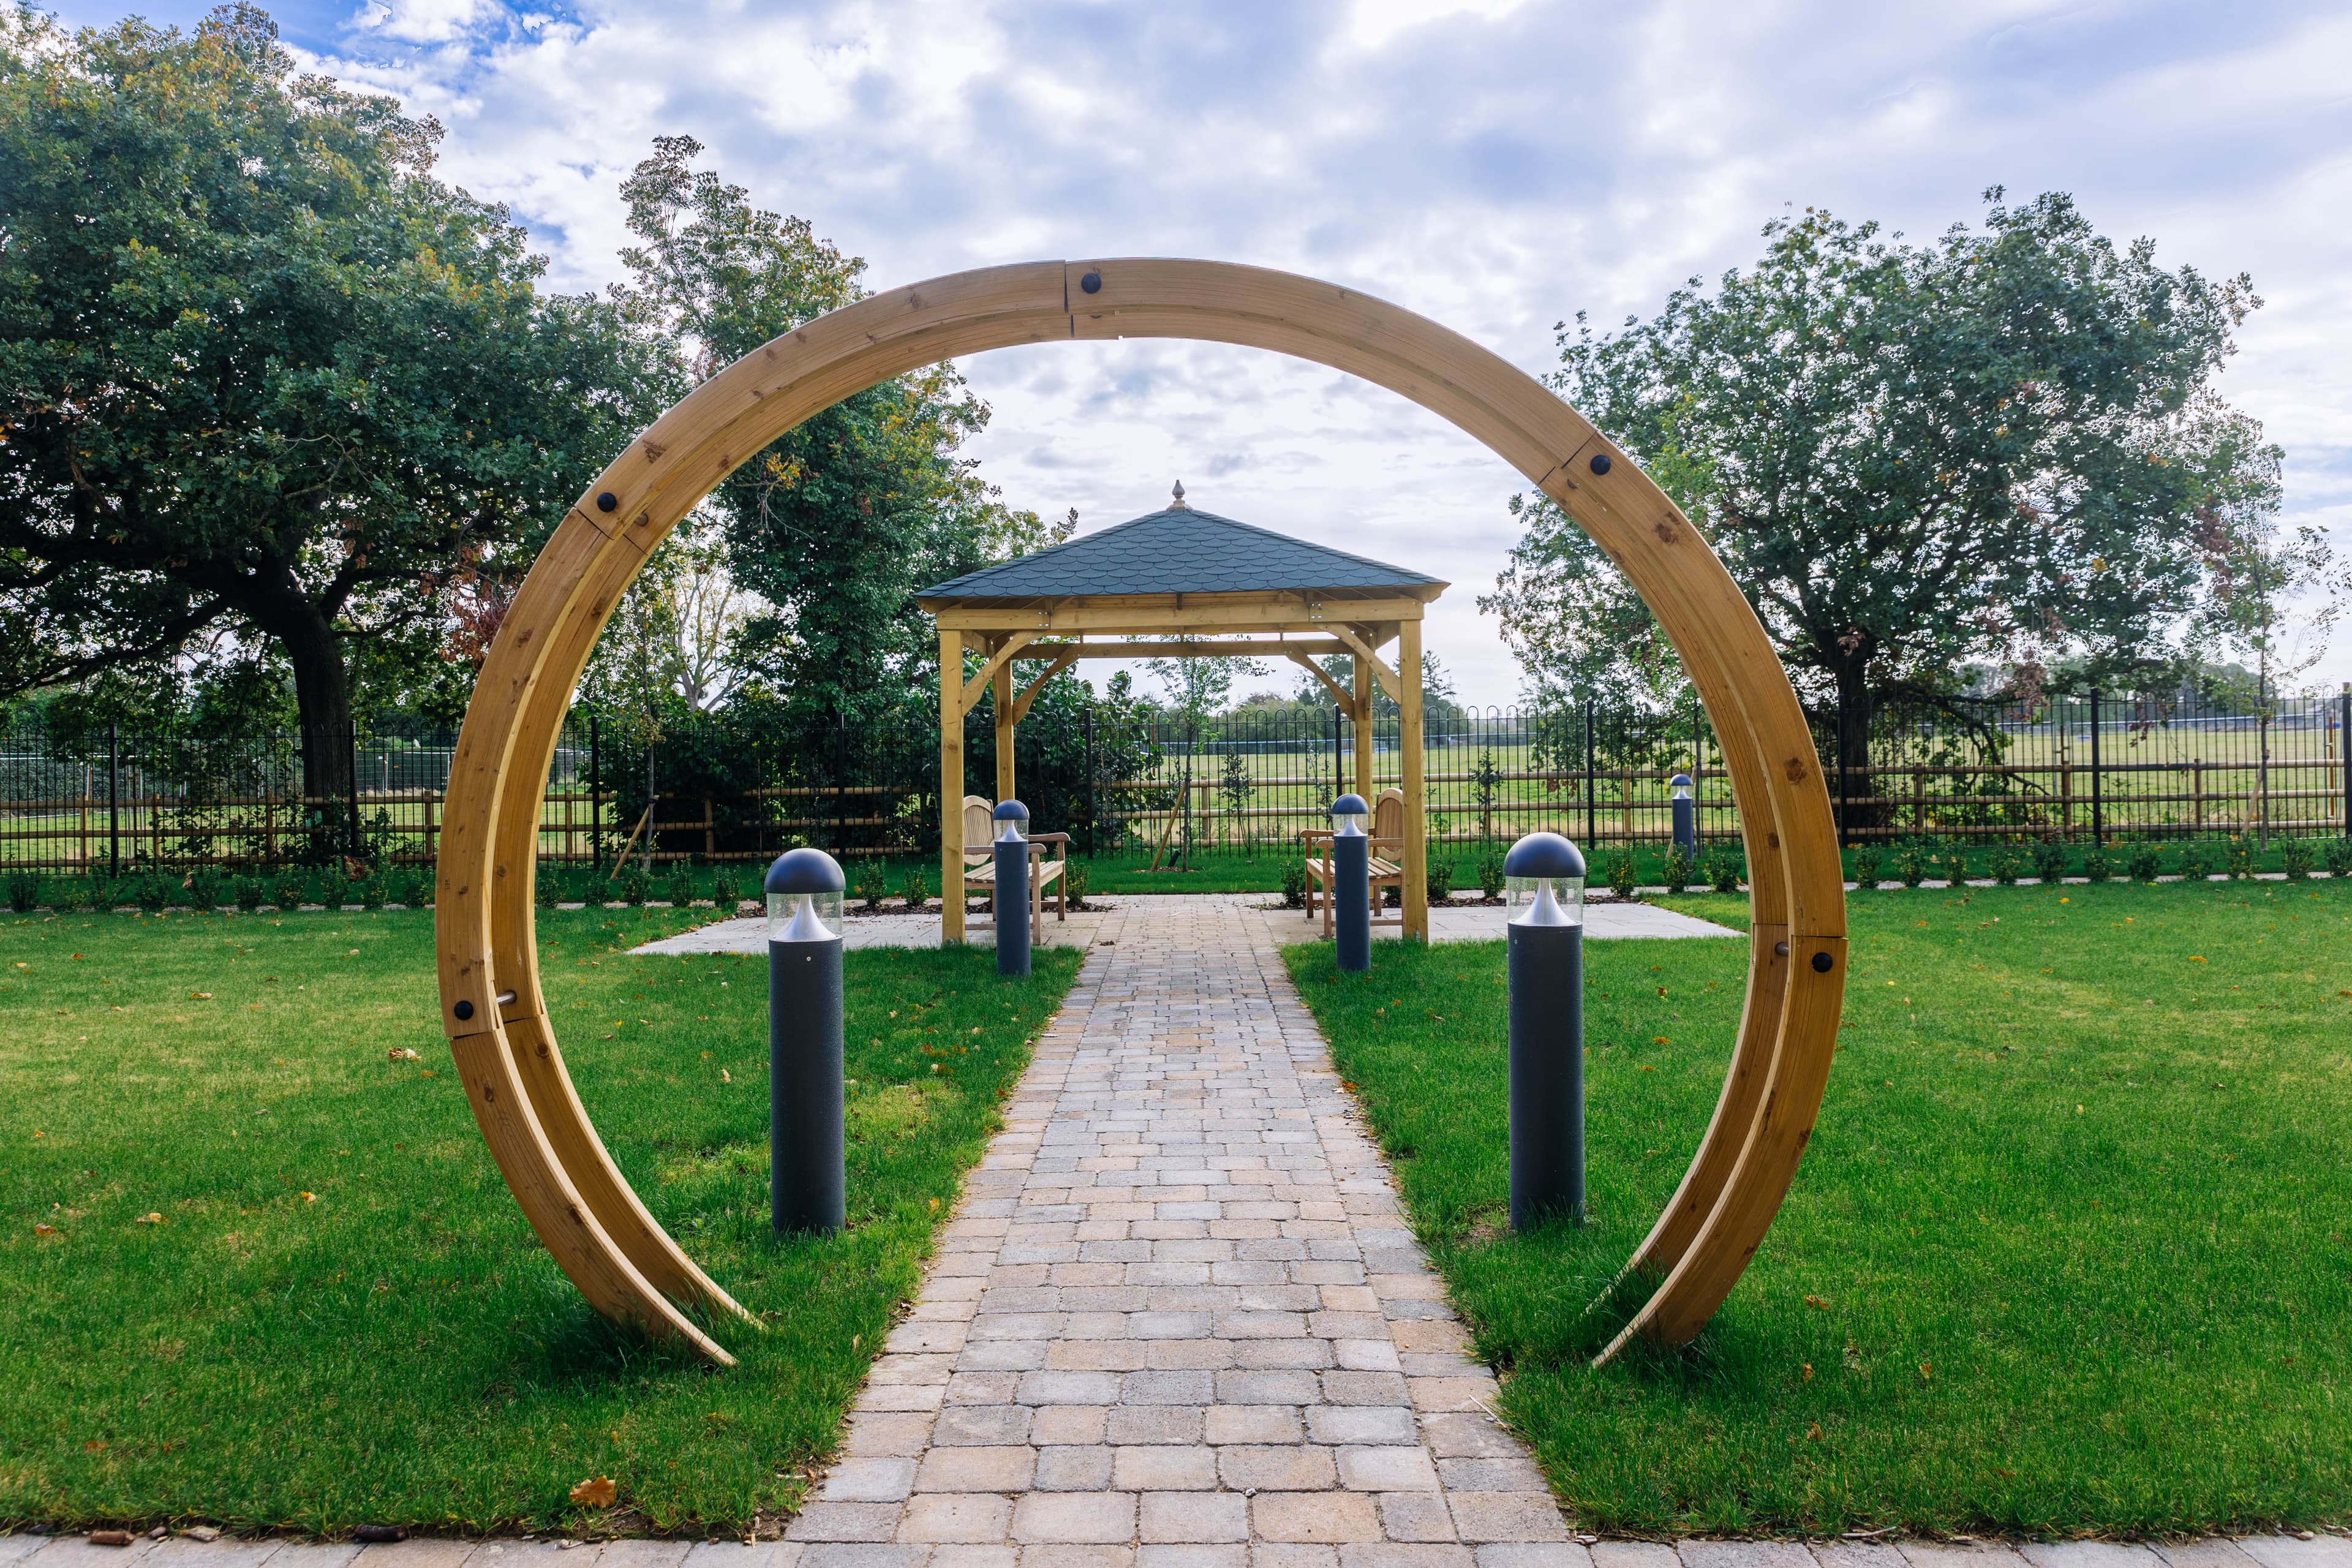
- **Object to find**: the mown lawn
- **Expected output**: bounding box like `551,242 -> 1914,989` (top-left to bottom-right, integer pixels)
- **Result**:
1284,880 -> 2352,1536
0,905 -> 1079,1536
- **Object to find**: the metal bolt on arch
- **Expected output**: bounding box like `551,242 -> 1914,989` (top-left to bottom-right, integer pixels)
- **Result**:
433,259 -> 1848,1366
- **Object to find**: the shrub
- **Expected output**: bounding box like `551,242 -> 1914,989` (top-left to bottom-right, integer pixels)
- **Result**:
1661,845 -> 1695,894
1604,849 -> 1637,900
361,873 -> 388,910
1423,854 -> 1455,903
1851,846 -> 1883,888
618,865 -> 651,905
1476,846 -> 1506,902
188,867 -> 226,909
1062,859 -> 1090,907
233,876 -> 265,911
1280,859 -> 1308,910
1937,848 -> 1969,884
2083,848 -> 2114,883
712,865 -> 743,907
1894,843 -> 1929,888
2177,842 -> 2217,880
4,869 -> 39,913
1705,846 -> 1744,893
2031,840 -> 2069,883
2127,843 -> 2162,882
2326,837 -> 2352,877
2225,836 -> 2253,880
319,867 -> 353,908
898,865 -> 929,910
2281,838 -> 2314,879
534,867 -> 559,907
850,862 -> 891,911
662,864 -> 694,905
274,872 -> 311,908
1989,846 -> 2022,885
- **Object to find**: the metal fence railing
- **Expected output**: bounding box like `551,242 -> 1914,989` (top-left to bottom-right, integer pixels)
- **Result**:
2,686 -> 2345,876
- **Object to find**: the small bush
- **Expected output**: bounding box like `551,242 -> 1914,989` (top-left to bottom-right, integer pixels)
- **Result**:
2281,838 -> 2314,879
534,865 -> 559,907
1851,847 -> 1883,888
2225,836 -> 2253,880
712,865 -> 743,907
5,869 -> 39,913
1476,847 -> 1506,902
898,865 -> 929,910
233,876 -> 265,911
2083,848 -> 2114,883
188,867 -> 227,909
319,867 -> 353,908
274,873 -> 310,908
1062,859 -> 1090,907
1894,843 -> 1929,888
662,864 -> 694,905
1705,846 -> 1744,893
2177,842 -> 2217,880
2127,843 -> 2162,882
1423,855 -> 1455,903
849,862 -> 889,911
1280,859 -> 1308,910
358,874 -> 385,910
2326,837 -> 2352,877
1937,848 -> 1969,884
618,865 -> 651,905
1661,845 -> 1695,894
1988,846 -> 2022,885
2031,840 -> 2069,883
1604,849 -> 1637,901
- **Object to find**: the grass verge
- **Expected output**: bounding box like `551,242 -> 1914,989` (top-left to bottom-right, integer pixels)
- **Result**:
1283,880 -> 2352,1536
0,905 -> 1079,1536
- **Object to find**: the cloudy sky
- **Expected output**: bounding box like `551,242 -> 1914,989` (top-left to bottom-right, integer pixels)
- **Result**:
52,0 -> 2352,706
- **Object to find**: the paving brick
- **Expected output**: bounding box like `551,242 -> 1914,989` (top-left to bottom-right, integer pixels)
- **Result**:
935,1406 -> 1036,1446
1011,1493 -> 1138,1545
915,1446 -> 1038,1493
821,1457 -> 920,1502
1112,1449 -> 1218,1491
1432,1457 -> 1545,1494
1138,1550 -> 1246,1568
1475,1549 -> 1591,1568
1033,1407 -> 1109,1446
2018,1553 -> 2162,1568
1681,1550 -> 1812,1568
1138,1494 -> 1250,1546
900,1495 -> 1015,1544
1372,1496 -> 1458,1543
1033,1448 -> 1114,1493
1219,1445 -> 1339,1491
788,1504 -> 907,1544
1252,1493 -> 1385,1544
2150,1547 -> 2261,1568
1205,1404 -> 1304,1444
1344,1550 -> 1475,1568
1590,1548 -> 1678,1568
1105,1407 -> 1204,1445
1335,1447 -> 1439,1491
1444,1495 -> 1567,1545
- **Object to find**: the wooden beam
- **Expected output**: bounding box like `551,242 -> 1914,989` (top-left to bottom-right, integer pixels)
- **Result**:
1400,616 -> 1427,941
934,597 -> 1427,635
1009,647 -> 1081,723
1352,654 -> 1373,800
993,654 -> 1016,805
1330,624 -> 1403,704
957,630 -> 1036,716
1025,638 -> 1357,660
940,626 -> 965,946
1287,651 -> 1359,717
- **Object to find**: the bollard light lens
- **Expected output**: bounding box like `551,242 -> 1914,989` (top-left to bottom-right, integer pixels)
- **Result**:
769,888 -> 844,941
1330,793 -> 1371,838
1506,874 -> 1585,925
996,816 -> 1025,843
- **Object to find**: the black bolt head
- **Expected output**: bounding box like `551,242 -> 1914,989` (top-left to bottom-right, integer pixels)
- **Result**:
1811,951 -> 1834,973
595,491 -> 619,513
1080,271 -> 1102,295
1588,453 -> 1612,476
452,998 -> 474,1020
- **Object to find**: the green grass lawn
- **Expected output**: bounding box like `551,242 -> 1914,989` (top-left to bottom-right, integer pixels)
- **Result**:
1284,879 -> 2352,1537
0,905 -> 1079,1536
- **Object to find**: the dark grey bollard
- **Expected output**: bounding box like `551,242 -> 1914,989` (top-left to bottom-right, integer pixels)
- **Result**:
1331,793 -> 1370,973
992,799 -> 1031,978
767,846 -> 845,1235
1670,773 -> 1695,859
1505,831 -> 1588,1229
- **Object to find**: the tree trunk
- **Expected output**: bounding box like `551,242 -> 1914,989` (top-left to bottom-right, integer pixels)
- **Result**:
1834,661 -> 1885,842
279,606 -> 356,859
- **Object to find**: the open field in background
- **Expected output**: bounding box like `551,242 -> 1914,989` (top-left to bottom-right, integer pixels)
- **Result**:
1283,881 -> 2352,1536
0,905 -> 1080,1534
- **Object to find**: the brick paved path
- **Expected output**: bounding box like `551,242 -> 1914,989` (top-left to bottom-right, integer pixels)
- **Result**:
791,894 -> 1575,1568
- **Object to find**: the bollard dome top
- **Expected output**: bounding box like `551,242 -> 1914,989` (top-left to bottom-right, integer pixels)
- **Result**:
1331,793 -> 1370,816
766,846 -> 846,895
1502,831 -> 1586,880
992,799 -> 1030,822
1670,773 -> 1692,788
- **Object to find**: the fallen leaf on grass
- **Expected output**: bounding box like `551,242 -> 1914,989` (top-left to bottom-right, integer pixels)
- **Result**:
1804,1294 -> 1830,1310
570,1476 -> 617,1506
1804,1423 -> 1823,1441
137,1213 -> 164,1225
190,992 -> 213,1000
34,1222 -> 56,1235
388,1047 -> 420,1061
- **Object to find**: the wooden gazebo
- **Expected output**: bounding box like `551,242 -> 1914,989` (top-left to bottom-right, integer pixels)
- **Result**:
917,484 -> 1449,942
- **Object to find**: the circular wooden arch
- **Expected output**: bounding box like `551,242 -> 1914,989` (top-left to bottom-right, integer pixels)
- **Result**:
433,259 -> 1848,1367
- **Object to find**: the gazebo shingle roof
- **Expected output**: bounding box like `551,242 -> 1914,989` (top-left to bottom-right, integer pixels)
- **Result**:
919,505 -> 1444,603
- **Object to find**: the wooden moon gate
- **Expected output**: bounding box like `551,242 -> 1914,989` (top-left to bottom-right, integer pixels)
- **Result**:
434,258 -> 1848,1366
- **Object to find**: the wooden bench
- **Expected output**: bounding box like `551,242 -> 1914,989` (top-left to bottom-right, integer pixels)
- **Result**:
957,793 -> 1068,923
1301,786 -> 1404,935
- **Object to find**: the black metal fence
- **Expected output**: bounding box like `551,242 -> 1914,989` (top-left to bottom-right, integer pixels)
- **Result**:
4,686 -> 2346,875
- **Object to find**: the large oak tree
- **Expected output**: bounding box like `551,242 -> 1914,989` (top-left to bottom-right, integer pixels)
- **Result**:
0,6 -> 665,815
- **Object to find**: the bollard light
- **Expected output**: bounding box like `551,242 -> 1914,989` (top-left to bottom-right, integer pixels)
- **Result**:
993,799 -> 1031,978
1331,793 -> 1371,973
766,846 -> 845,1234
1504,831 -> 1586,1229
1670,772 -> 1696,861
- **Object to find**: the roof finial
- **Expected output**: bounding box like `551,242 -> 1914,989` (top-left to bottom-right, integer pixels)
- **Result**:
1169,480 -> 1188,510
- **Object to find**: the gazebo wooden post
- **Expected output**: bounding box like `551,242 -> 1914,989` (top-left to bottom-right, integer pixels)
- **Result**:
940,627 -> 966,944
1401,617 -> 1428,940
993,639 -> 1017,805
1352,654 -> 1374,799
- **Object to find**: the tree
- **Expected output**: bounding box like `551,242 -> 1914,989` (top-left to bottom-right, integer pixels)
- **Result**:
2182,402 -> 2343,703
1485,190 -> 2269,796
0,6 -> 667,827
606,137 -> 1055,754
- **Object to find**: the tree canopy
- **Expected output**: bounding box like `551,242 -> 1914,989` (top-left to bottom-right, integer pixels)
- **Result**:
0,4 -> 666,810
1484,191 -> 2289,758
